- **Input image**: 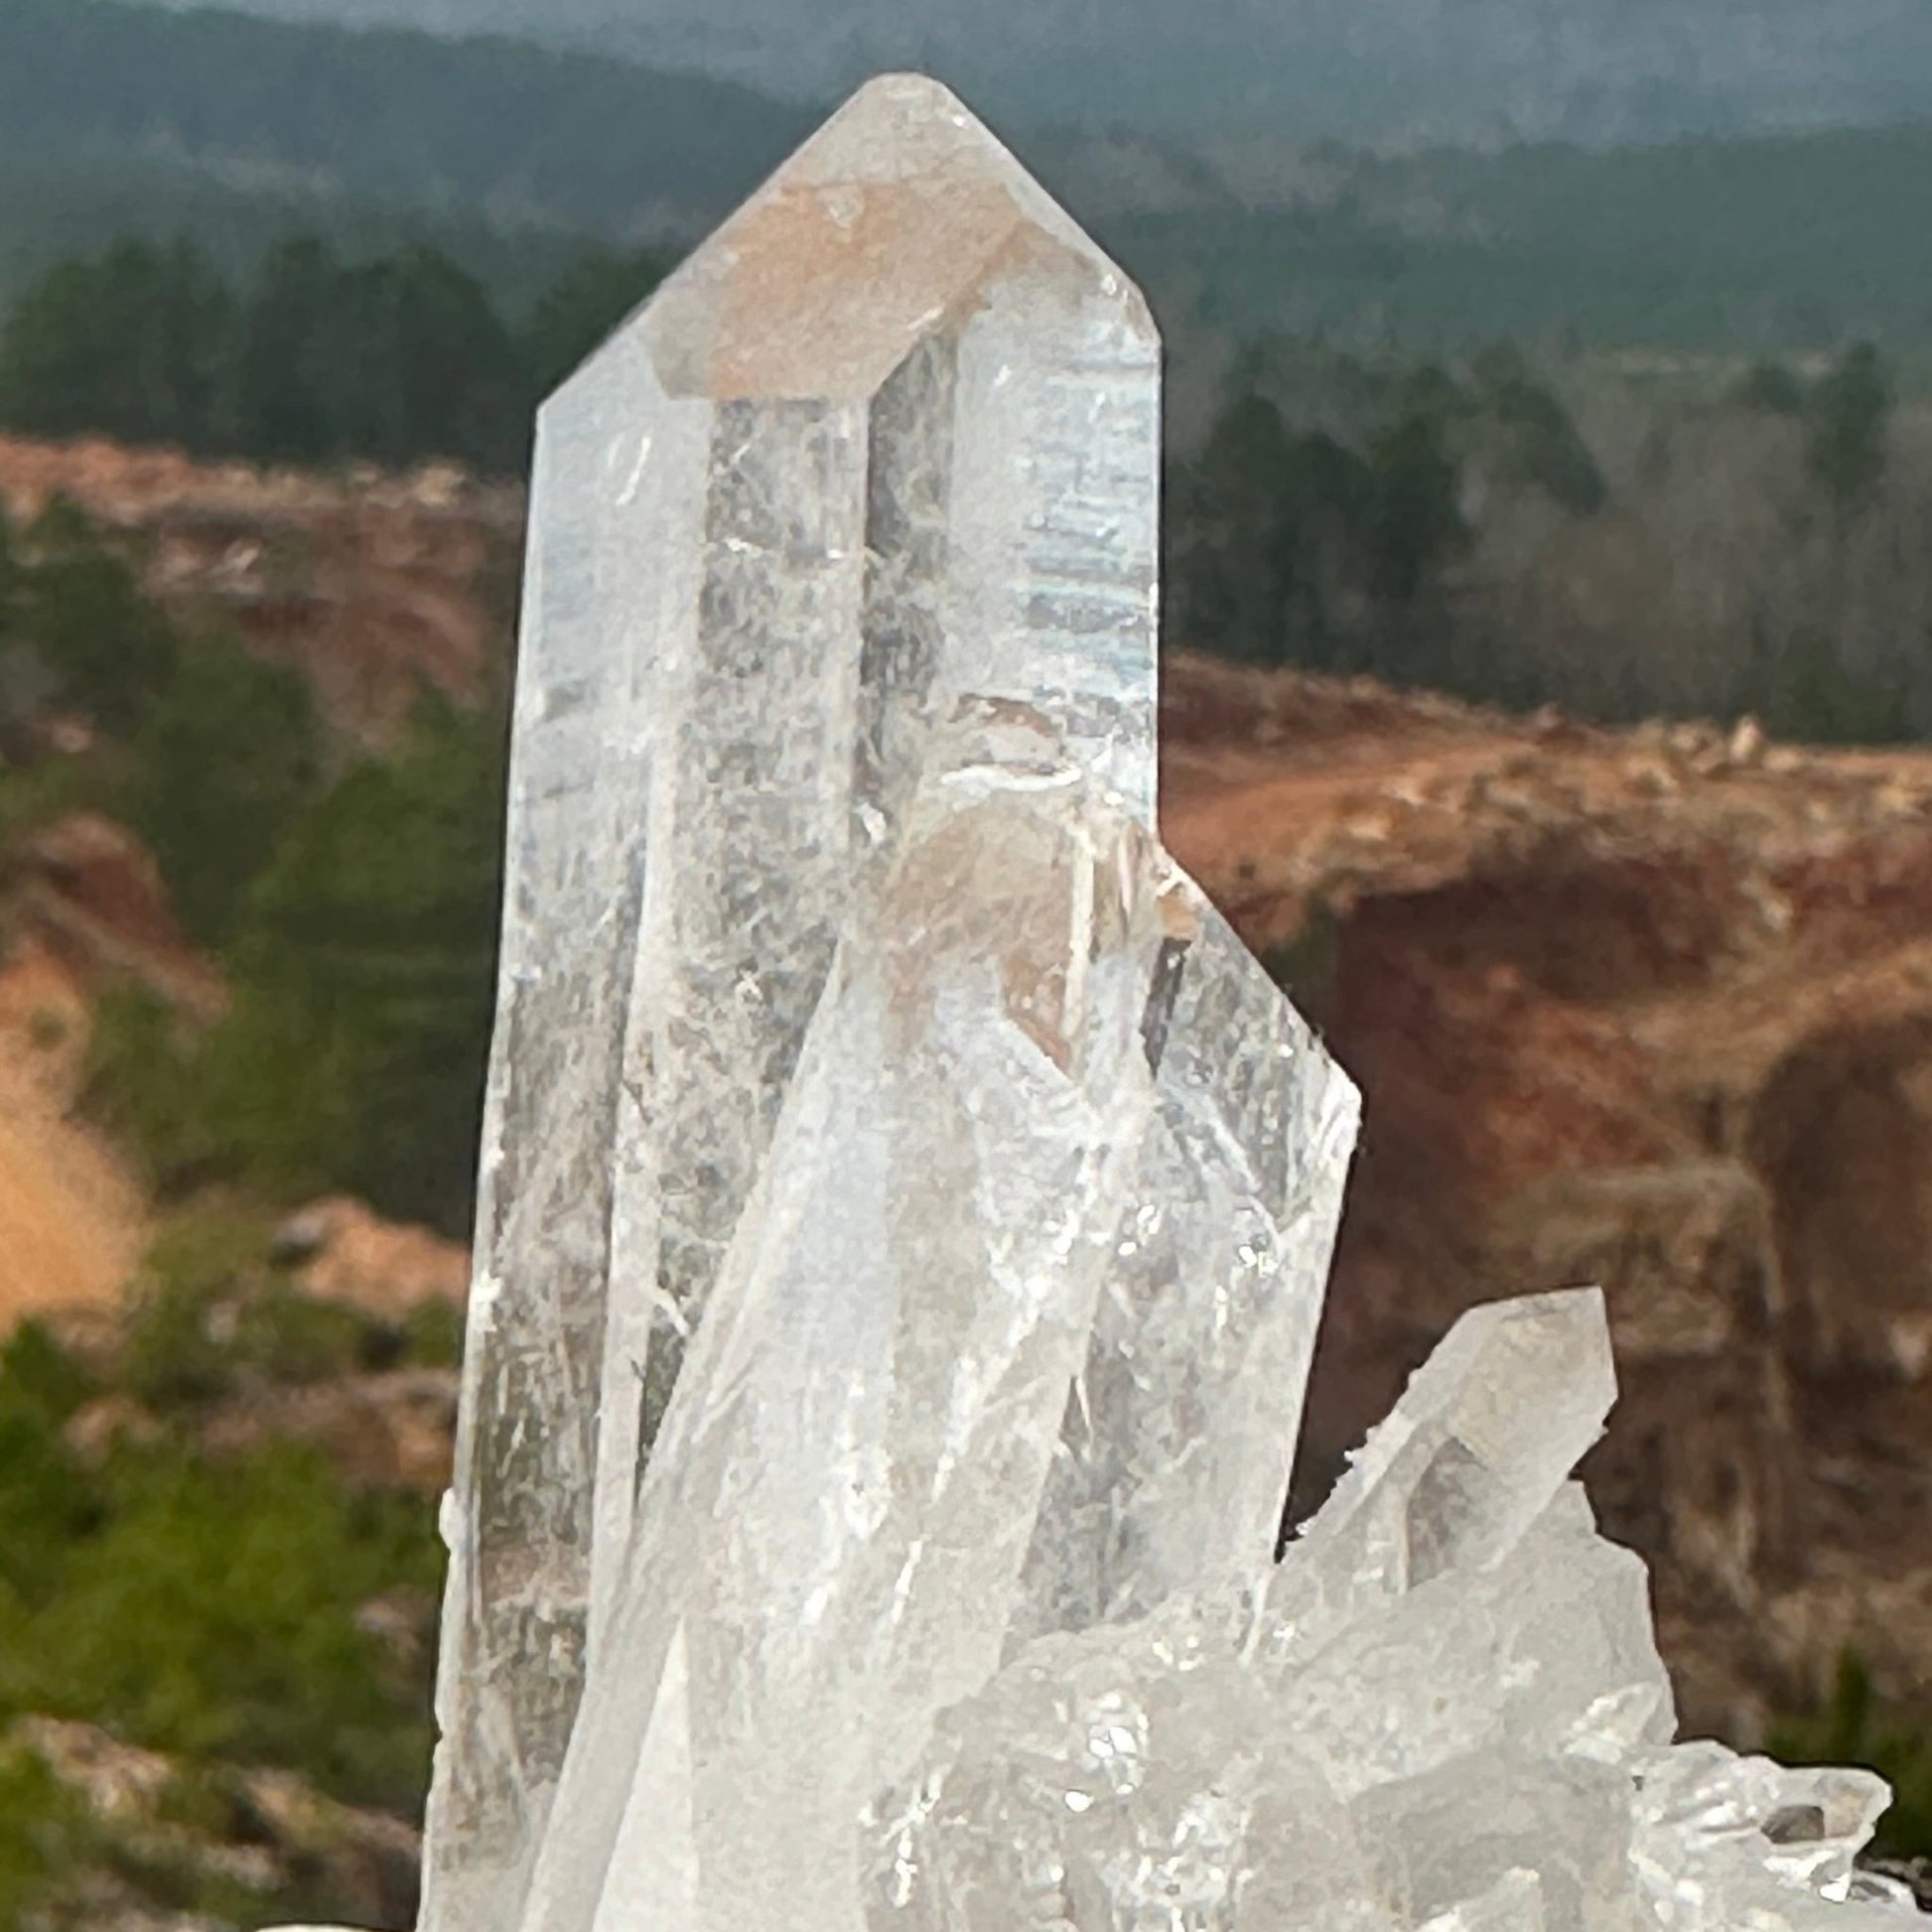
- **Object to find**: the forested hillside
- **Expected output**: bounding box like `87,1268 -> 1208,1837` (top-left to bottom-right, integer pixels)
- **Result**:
0,0 -> 805,306
3,233 -> 1929,744
0,157 -> 621,331
1166,336 -> 1930,736
10,0 -> 1932,364
1118,121 -> 1932,355
0,236 -> 669,474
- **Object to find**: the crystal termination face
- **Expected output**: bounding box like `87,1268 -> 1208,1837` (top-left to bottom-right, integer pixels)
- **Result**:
387,70 -> 1918,1932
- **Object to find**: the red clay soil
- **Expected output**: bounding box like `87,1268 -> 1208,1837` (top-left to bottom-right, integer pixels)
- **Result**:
0,813 -> 217,1329
0,938 -> 145,1326
1162,652 -> 1932,1741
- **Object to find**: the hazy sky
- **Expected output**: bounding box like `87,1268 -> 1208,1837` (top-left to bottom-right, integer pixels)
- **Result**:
148,0 -> 1932,144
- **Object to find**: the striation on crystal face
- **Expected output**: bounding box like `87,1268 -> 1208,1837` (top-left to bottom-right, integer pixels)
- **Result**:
379,67 -> 1920,1932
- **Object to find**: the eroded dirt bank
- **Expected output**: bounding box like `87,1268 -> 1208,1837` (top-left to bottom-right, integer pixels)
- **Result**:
1165,654 -> 1932,1740
6,429 -> 1928,1743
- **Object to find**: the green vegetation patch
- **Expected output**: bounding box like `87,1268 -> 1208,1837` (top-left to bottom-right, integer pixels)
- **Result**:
0,234 -> 670,476
1771,1654 -> 1932,1863
0,1310 -> 443,1821
84,689 -> 505,1236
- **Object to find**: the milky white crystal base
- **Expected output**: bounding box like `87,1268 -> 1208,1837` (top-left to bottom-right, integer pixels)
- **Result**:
869,1291 -> 1922,1932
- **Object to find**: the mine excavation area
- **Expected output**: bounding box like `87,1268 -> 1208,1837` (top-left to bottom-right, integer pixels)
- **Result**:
7,430 -> 1932,1768
1165,653 -> 1932,1743
6,415 -> 1932,1918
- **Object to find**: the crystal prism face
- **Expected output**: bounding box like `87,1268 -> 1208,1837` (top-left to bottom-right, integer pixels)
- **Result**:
404,69 -> 1916,1932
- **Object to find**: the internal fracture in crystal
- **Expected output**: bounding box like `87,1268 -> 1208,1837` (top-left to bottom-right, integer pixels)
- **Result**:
391,70 -> 1919,1932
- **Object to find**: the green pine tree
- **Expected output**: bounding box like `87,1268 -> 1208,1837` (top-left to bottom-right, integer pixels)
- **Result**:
1806,342 -> 1894,507
119,633 -> 324,946
203,688 -> 507,1231
519,244 -> 672,401
15,499 -> 178,735
0,240 -> 233,451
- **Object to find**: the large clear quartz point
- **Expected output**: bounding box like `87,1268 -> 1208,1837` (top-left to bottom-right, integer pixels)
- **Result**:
421,67 -> 1170,1932
387,66 -> 1918,1932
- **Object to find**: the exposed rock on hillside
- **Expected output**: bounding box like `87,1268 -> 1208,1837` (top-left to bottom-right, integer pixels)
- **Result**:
0,927 -> 148,1326
277,1196 -> 469,1323
0,435 -> 523,745
5,812 -> 223,1018
8,1716 -> 420,1930
0,810 -> 214,1327
1163,652 -> 1932,1743
200,1367 -> 460,1494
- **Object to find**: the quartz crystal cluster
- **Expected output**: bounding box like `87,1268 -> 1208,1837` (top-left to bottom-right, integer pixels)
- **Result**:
333,70 -> 1921,1932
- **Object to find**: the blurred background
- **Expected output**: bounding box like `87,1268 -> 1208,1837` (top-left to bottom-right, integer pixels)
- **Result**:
1,0 -> 1931,1924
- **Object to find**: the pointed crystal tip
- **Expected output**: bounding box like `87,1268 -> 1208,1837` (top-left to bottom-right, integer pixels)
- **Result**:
565,69 -> 1151,405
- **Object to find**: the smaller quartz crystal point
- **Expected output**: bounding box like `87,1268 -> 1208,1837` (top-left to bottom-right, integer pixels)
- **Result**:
867,1293 -> 1915,1932
1262,1288 -> 1621,1666
1010,899 -> 1358,1649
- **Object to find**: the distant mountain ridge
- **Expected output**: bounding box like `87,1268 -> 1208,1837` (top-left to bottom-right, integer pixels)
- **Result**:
127,0 -> 1932,146
0,0 -> 812,238
6,0 -> 1932,370
1111,119 -> 1932,353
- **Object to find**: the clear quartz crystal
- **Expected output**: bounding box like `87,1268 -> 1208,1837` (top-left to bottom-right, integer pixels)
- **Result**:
421,69 -> 1168,1932
376,69 -> 1922,1932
